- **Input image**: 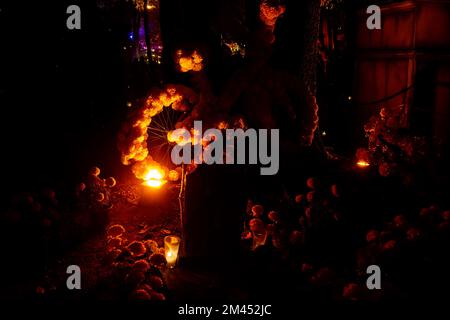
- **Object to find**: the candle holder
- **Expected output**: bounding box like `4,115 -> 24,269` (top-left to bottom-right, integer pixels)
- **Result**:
139,183 -> 170,208
164,235 -> 181,269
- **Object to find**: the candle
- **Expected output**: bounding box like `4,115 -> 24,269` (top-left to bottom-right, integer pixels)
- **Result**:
164,235 -> 181,268
356,160 -> 370,168
165,251 -> 177,266
139,167 -> 169,208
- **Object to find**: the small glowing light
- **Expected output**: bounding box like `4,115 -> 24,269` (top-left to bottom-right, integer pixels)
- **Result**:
322,131 -> 327,136
143,180 -> 164,188
127,102 -> 132,107
168,170 -> 180,181
357,160 -> 370,168
143,168 -> 167,188
224,41 -> 241,55
348,96 -> 352,101
164,236 -> 180,268
146,4 -> 156,10
145,169 -> 163,180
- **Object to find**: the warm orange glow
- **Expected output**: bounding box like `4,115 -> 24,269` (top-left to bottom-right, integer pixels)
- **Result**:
168,170 -> 180,182
167,130 -> 176,143
167,129 -> 191,146
143,180 -> 165,188
118,86 -> 187,166
259,1 -> 286,27
165,250 -> 177,267
142,168 -> 167,188
357,160 -> 370,168
224,42 -> 240,54
176,50 -> 203,72
164,235 -> 180,268
118,85 -> 196,183
144,168 -> 164,181
191,128 -> 202,145
218,121 -> 229,130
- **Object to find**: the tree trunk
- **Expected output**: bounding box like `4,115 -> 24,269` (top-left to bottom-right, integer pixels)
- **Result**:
143,0 -> 152,62
301,0 -> 321,96
133,10 -> 141,59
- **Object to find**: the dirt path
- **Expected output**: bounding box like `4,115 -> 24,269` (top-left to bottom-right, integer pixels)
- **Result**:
36,185 -> 181,301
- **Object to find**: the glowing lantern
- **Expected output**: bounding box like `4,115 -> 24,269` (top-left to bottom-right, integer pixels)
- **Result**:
164,235 -> 181,269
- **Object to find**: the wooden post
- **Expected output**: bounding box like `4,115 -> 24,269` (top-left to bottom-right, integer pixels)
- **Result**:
178,164 -> 187,257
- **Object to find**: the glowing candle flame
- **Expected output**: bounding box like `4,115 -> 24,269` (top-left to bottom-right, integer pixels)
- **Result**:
164,236 -> 180,268
357,160 -> 370,168
142,168 -> 167,188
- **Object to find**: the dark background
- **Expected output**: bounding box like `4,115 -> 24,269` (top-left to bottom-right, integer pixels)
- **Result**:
0,0 -> 325,198
0,0 -> 449,305
0,1 -> 127,201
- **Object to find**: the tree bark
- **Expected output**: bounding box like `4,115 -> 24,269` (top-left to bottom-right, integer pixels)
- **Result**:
133,9 -> 141,59
301,0 -> 321,96
143,0 -> 152,62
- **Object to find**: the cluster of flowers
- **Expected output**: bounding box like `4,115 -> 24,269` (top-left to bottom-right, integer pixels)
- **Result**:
242,177 -> 340,251
347,205 -> 450,300
104,224 -> 168,301
320,0 -> 344,10
3,166 -> 117,250
4,188 -> 60,237
75,166 -> 117,210
359,107 -> 427,177
1,166 -> 123,299
241,177 -> 449,301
